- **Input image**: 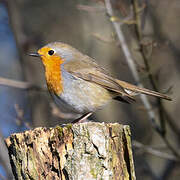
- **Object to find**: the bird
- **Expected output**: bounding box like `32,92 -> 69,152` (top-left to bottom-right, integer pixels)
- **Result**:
29,42 -> 172,123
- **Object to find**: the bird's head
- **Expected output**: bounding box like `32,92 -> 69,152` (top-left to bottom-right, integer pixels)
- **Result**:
29,42 -> 77,69
29,42 -> 76,94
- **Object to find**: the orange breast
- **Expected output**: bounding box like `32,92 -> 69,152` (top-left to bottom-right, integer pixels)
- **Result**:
37,47 -> 65,95
37,46 -> 65,95
45,63 -> 63,95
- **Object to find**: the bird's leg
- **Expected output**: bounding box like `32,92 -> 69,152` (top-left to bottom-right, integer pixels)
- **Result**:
72,112 -> 93,124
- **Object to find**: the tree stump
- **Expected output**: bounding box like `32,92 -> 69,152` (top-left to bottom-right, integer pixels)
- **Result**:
5,122 -> 136,180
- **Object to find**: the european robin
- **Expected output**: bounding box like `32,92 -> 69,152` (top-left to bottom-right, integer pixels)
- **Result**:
29,42 -> 172,122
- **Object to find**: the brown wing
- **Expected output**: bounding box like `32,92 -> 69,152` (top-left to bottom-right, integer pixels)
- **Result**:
64,56 -> 172,101
115,79 -> 172,101
64,57 -> 135,101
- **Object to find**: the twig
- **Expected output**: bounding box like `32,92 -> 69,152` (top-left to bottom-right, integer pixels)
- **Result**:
131,0 -> 180,158
133,140 -> 179,161
104,0 -> 180,158
0,76 -> 44,91
77,4 -> 105,12
104,0 -> 161,132
163,136 -> 180,159
0,76 -> 31,89
92,33 -> 115,44
132,0 -> 166,135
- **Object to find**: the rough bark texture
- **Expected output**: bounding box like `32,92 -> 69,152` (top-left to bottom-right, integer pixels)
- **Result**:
5,122 -> 136,180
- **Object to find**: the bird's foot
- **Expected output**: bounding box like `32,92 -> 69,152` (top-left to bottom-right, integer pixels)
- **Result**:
72,112 -> 93,124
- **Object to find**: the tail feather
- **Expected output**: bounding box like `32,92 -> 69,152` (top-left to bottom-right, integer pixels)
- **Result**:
116,79 -> 172,101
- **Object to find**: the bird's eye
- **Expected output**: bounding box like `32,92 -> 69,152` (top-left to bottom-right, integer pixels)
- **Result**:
48,50 -> 54,56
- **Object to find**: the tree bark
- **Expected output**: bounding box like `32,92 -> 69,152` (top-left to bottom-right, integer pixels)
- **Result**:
5,122 -> 136,180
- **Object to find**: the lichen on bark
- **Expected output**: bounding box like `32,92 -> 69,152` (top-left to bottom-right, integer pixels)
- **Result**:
5,122 -> 136,180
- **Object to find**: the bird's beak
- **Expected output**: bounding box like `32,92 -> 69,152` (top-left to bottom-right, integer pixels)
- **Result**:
29,52 -> 41,57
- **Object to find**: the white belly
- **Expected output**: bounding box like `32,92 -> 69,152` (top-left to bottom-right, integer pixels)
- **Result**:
52,70 -> 113,114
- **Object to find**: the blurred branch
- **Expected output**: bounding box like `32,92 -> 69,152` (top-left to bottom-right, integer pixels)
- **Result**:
104,0 -> 160,132
0,76 -> 44,91
131,0 -> 180,158
104,0 -> 180,158
133,140 -> 179,161
0,76 -> 32,89
132,0 -> 166,135
77,4 -> 105,12
141,9 -> 180,178
109,14 -> 136,25
92,33 -> 115,44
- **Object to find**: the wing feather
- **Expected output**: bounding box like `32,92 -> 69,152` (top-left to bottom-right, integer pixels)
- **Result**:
64,59 -> 135,101
64,57 -> 171,101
